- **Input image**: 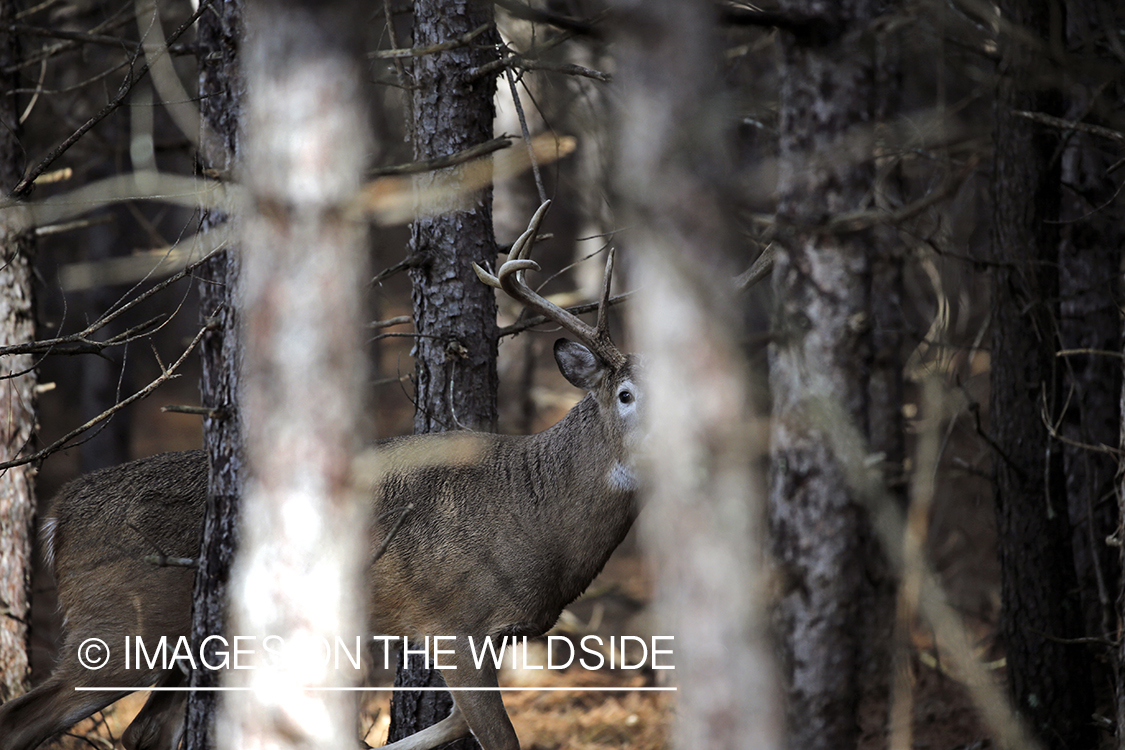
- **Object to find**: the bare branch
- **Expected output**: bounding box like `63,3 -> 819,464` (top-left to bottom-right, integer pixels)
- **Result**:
3,22 -> 195,56
1013,109 -> 1125,143
368,136 -> 512,177
0,325 -> 208,471
493,0 -> 602,38
0,245 -> 222,357
9,0 -> 211,197
371,22 -> 492,59
499,291 -> 634,338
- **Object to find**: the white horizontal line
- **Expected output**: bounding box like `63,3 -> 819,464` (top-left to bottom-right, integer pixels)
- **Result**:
77,688 -> 675,697
76,686 -> 677,693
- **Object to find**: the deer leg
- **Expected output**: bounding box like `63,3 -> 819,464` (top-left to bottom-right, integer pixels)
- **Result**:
440,649 -> 519,750
377,704 -> 469,750
0,676 -> 129,750
122,668 -> 187,750
378,645 -> 518,750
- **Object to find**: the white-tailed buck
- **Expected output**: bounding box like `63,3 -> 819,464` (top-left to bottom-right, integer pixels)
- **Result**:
0,202 -> 643,750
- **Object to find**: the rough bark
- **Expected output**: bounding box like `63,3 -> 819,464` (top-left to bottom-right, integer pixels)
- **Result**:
991,2 -> 1094,747
217,1 -> 371,749
404,0 -> 501,436
767,2 -> 899,748
183,2 -> 244,747
611,1 -> 784,749
0,0 -> 36,703
389,0 -> 500,744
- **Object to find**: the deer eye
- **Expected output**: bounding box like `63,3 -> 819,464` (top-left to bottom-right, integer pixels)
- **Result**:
618,390 -> 633,405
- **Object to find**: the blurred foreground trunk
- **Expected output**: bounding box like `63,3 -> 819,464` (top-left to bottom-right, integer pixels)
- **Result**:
612,2 -> 783,749
217,1 -> 372,749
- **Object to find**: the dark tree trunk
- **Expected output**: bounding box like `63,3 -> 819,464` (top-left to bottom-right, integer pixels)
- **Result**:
405,1 -> 501,436
991,2 -> 1094,747
768,2 -> 900,748
1058,0 -> 1122,675
184,2 -> 244,748
388,1 -> 500,746
0,0 -> 36,700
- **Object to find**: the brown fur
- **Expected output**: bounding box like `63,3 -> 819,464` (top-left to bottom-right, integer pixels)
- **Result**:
0,342 -> 643,750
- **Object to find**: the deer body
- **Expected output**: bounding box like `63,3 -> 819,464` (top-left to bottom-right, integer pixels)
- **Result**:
0,346 -> 642,750
0,202 -> 640,750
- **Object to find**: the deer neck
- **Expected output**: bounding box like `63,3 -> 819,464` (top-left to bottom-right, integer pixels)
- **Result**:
525,395 -> 638,586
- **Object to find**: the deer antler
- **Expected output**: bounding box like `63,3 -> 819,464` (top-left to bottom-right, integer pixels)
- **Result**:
474,200 -> 626,369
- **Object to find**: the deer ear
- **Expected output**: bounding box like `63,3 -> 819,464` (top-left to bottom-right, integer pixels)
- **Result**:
554,339 -> 606,391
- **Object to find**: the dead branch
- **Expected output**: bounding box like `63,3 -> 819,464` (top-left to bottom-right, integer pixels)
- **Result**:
499,292 -> 634,338
371,22 -> 492,59
0,324 -> 208,471
0,247 -> 221,358
368,136 -> 512,177
9,0 -> 210,197
1013,109 -> 1125,143
4,22 -> 195,56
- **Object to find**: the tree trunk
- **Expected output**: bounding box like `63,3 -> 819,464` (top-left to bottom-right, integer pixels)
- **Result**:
389,1 -> 500,745
0,0 -> 36,703
1057,0 -> 1122,684
768,3 -> 900,748
183,2 -> 244,747
217,1 -> 372,749
611,1 -> 784,748
991,2 -> 1094,747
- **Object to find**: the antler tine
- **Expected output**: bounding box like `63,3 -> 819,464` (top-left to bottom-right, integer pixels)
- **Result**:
476,201 -> 625,369
594,246 -> 615,338
472,200 -> 550,289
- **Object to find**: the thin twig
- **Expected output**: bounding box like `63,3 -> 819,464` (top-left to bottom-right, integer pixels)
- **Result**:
380,0 -> 408,91
0,248 -> 220,358
369,315 -> 412,329
371,22 -> 491,59
9,0 -> 210,197
0,325 -> 208,471
736,244 -> 776,292
1056,348 -> 1124,359
1013,110 -> 1125,143
499,292 -> 634,338
505,66 -> 546,204
161,404 -> 228,419
371,255 -> 420,286
3,22 -> 194,55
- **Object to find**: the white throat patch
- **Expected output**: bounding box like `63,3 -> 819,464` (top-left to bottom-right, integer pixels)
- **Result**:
606,461 -> 638,493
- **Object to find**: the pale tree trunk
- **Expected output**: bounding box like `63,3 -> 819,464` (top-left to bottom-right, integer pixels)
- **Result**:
389,0 -> 500,744
990,2 -> 1094,748
184,0 -> 244,746
0,0 -> 36,704
217,1 -> 372,749
612,1 -> 783,750
768,2 -> 900,748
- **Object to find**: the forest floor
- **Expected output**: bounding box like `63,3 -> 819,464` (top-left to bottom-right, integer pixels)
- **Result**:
37,538 -> 996,750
